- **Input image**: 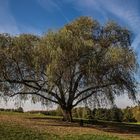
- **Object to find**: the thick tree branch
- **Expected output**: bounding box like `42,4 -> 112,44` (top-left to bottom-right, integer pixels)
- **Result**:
67,73 -> 83,106
73,91 -> 97,107
73,74 -> 83,94
10,92 -> 59,104
0,79 -> 61,101
74,82 -> 116,100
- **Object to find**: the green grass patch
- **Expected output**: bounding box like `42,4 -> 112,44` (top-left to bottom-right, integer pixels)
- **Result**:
62,134 -> 123,140
0,122 -> 123,140
128,122 -> 140,125
0,122 -> 46,140
1,112 -> 139,140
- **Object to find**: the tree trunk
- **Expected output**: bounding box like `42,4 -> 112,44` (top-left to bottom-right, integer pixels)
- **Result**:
62,108 -> 73,122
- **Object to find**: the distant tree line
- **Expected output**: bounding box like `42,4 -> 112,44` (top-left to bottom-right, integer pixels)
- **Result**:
1,105 -> 139,122
27,106 -> 140,122
72,106 -> 139,122
0,107 -> 24,113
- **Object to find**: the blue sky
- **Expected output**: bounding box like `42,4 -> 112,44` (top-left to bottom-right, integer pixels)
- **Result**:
0,0 -> 140,51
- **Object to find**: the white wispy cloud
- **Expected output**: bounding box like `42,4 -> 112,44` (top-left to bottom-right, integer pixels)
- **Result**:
0,0 -> 19,35
0,0 -> 42,35
37,0 -> 69,22
97,0 -> 140,50
69,0 -> 140,50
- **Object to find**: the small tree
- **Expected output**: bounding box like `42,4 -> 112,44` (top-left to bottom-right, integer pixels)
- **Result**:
123,107 -> 136,122
82,107 -> 92,119
16,107 -> 24,113
94,108 -> 107,120
132,105 -> 140,122
109,107 -> 123,122
76,107 -> 83,118
0,17 -> 138,122
55,106 -> 63,116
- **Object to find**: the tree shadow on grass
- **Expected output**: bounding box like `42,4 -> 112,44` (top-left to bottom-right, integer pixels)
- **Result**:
27,117 -> 140,134
85,120 -> 140,134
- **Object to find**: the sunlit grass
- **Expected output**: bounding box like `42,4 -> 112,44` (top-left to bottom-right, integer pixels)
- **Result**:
0,111 -> 140,140
128,122 -> 140,125
0,122 -> 122,140
0,122 -> 46,140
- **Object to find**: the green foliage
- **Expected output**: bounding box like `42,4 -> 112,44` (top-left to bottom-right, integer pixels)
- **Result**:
0,107 -> 24,113
92,106 -> 140,122
27,110 -> 60,116
72,107 -> 92,119
131,105 -> 140,122
28,106 -> 63,116
109,107 -> 123,122
55,106 -> 63,116
16,107 -> 24,113
73,106 -> 138,123
123,107 -> 137,122
0,16 -> 138,122
26,105 -> 140,123
94,108 -> 110,121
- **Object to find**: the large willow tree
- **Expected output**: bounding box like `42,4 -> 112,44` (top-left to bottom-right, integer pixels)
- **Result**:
0,17 -> 138,121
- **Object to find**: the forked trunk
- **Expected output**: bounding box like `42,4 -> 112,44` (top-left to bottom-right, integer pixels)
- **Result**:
62,109 -> 73,122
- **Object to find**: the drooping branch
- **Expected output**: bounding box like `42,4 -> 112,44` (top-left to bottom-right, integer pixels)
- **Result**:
74,82 -> 116,100
73,90 -> 97,107
10,92 -> 59,104
0,79 -> 61,102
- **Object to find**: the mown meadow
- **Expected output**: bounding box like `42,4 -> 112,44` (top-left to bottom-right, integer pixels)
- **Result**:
0,112 -> 140,140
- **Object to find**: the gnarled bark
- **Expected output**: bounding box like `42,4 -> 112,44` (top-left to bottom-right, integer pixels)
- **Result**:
62,108 -> 73,122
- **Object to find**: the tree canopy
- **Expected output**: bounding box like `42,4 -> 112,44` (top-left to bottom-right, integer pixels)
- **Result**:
0,17 -> 138,121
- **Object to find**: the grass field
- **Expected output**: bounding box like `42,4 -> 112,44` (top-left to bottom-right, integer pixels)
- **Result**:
129,122 -> 140,125
0,112 -> 140,140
